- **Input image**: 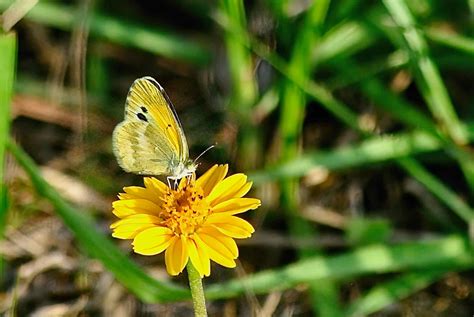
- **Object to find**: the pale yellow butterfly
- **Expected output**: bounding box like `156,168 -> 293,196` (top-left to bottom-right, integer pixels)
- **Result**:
112,76 -> 197,182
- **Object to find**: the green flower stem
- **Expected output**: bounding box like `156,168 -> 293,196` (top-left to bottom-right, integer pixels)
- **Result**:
187,261 -> 208,317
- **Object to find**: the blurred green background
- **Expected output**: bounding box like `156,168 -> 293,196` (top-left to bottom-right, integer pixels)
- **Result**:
1,0 -> 474,316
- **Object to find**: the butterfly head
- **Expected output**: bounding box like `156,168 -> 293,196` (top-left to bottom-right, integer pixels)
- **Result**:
168,159 -> 197,181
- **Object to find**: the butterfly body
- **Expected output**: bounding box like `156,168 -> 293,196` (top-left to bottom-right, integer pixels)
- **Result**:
113,77 -> 196,180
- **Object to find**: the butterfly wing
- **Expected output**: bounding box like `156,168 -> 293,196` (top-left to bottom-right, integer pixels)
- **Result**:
112,77 -> 189,175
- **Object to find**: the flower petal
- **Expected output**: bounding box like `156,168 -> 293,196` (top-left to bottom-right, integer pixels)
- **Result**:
194,233 -> 236,268
187,237 -> 210,277
110,214 -> 161,239
165,236 -> 189,276
200,227 -> 239,257
196,164 -> 228,196
206,215 -> 255,238
212,198 -> 261,215
122,186 -> 161,204
132,227 -> 174,255
207,174 -> 251,206
144,177 -> 168,195
118,193 -> 137,200
112,199 -> 160,218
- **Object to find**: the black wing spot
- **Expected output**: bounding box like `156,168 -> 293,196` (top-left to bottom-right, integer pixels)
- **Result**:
137,112 -> 148,122
140,106 -> 148,113
167,124 -> 172,129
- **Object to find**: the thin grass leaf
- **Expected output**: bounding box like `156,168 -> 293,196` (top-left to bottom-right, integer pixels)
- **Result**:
252,87 -> 279,122
334,58 -> 442,138
220,0 -> 260,170
276,1 -> 343,315
7,141 -> 189,303
381,1 -> 474,196
220,0 -> 257,115
249,130 -> 442,183
205,235 -> 473,299
398,157 -> 474,223
0,32 -> 16,192
382,0 -> 467,145
327,50 -> 409,89
0,32 -> 16,283
328,49 -> 474,89
312,20 -> 377,67
312,6 -> 397,68
0,0 -> 211,65
425,27 -> 474,55
345,269 -> 449,316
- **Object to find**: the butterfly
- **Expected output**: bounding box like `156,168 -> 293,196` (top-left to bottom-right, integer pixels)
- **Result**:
112,76 -> 197,183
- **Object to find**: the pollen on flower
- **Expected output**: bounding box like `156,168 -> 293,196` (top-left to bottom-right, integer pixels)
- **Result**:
159,180 -> 211,236
110,164 -> 261,277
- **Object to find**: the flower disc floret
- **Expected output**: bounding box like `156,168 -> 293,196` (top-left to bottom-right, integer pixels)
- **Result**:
160,180 -> 211,236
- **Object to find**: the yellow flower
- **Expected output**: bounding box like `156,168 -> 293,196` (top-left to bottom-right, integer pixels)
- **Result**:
110,164 -> 261,277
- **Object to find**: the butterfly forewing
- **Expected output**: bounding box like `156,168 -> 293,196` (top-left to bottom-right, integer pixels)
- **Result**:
112,77 -> 190,176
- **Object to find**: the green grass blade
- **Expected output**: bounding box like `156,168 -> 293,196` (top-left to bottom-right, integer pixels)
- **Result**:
328,48 -> 474,89
0,0 -> 211,65
205,235 -> 473,299
7,141 -> 189,303
425,27 -> 474,55
220,0 -> 257,115
382,0 -> 467,145
398,157 -> 474,223
334,58 -> 441,137
0,31 -> 16,210
327,50 -> 409,89
277,1 -> 342,314
345,269 -> 448,316
0,31 -> 16,284
312,20 -> 377,67
220,0 -> 260,170
250,130 -> 442,183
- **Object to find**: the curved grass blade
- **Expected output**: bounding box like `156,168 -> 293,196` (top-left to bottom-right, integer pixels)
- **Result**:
0,0 -> 211,65
205,235 -> 473,299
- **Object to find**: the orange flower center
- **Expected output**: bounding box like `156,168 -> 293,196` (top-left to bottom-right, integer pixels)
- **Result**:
159,179 -> 211,236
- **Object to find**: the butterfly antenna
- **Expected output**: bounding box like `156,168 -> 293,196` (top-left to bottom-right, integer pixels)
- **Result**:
194,144 -> 216,164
